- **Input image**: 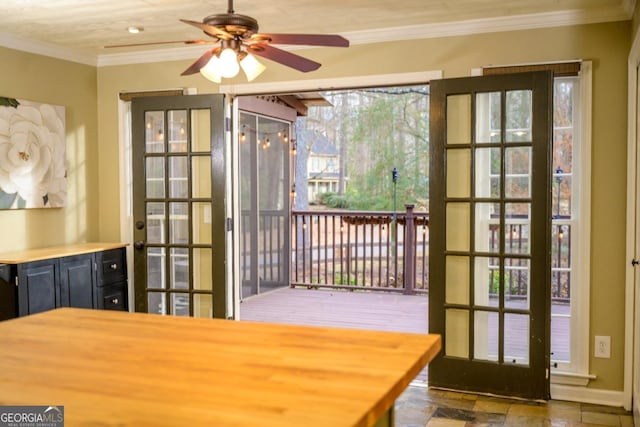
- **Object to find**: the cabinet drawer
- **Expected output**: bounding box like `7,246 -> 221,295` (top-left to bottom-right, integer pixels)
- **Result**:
97,248 -> 126,286
99,283 -> 127,311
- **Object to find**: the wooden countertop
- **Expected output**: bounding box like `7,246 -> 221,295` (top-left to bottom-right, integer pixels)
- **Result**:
0,308 -> 441,427
0,242 -> 127,264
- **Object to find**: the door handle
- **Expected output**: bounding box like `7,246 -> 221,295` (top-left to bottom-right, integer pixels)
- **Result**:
134,240 -> 145,250
632,259 -> 639,267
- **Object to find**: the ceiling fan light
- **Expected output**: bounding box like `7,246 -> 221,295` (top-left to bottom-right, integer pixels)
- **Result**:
200,55 -> 223,83
218,48 -> 240,78
240,54 -> 266,82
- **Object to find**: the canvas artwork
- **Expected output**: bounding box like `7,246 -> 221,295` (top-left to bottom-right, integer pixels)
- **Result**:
0,97 -> 66,209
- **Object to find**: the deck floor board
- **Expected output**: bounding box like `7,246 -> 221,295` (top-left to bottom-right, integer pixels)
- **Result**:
239,287 -> 570,368
240,287 -> 428,333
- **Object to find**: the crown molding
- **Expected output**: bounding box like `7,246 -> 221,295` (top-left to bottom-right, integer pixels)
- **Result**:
0,32 -> 96,66
344,7 -> 631,45
0,4 -> 633,68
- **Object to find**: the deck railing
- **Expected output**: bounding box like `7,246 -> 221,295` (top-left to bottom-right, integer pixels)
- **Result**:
291,207 -> 572,301
291,204 -> 429,294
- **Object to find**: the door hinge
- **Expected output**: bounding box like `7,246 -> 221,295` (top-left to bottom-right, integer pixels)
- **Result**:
225,117 -> 231,132
94,262 -> 98,271
15,276 -> 18,287
546,368 -> 549,379
226,217 -> 233,232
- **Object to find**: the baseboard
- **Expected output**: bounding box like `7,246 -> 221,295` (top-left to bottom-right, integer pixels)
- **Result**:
550,384 -> 626,408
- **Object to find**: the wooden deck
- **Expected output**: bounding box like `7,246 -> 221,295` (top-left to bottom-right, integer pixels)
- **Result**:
240,287 -> 428,334
239,287 -> 570,374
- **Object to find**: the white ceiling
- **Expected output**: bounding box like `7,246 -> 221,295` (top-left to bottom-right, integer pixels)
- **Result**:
0,0 -> 634,66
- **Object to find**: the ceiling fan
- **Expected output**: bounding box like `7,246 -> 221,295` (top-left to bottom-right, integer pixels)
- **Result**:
106,0 -> 349,82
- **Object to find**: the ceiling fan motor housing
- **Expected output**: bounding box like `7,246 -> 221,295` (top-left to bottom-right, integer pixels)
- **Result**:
203,13 -> 259,38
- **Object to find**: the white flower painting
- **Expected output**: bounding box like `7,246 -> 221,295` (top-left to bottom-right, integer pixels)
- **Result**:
0,97 -> 66,209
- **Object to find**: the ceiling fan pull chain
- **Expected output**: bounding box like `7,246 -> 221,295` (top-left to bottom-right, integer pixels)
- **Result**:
228,0 -> 234,14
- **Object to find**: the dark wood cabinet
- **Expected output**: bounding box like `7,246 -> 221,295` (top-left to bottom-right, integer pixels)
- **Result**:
17,259 -> 58,316
0,244 -> 128,320
96,248 -> 128,311
59,254 -> 97,309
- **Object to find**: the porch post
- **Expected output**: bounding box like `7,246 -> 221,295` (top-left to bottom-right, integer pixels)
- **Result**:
403,204 -> 416,295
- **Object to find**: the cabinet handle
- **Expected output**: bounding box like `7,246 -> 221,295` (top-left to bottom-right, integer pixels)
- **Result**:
111,298 -> 119,305
110,263 -> 118,270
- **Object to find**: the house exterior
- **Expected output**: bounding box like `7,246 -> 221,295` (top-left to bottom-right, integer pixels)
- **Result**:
307,134 -> 342,203
0,2 -> 638,416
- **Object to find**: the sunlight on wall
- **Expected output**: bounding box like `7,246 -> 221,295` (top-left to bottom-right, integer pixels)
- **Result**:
0,46 -> 98,254
65,124 -> 88,243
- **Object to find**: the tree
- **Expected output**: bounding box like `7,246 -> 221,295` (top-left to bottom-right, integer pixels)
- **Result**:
343,87 -> 429,210
295,86 -> 429,211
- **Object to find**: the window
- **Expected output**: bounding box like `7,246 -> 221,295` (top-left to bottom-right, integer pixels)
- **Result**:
550,70 -> 592,381
482,62 -> 592,382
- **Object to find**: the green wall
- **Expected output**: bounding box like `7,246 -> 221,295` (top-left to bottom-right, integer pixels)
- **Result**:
0,46 -> 99,252
0,19 -> 631,393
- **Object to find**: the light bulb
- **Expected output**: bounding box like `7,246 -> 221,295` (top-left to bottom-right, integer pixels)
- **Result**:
219,48 -> 240,78
200,55 -> 222,83
240,53 -> 266,81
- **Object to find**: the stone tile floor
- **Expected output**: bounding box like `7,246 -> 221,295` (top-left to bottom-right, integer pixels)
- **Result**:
394,385 -> 635,427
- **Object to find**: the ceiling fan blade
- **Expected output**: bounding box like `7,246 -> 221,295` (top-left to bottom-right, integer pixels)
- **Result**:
181,48 -> 218,76
252,33 -> 349,47
104,40 -> 214,49
180,19 -> 233,40
246,44 -> 321,73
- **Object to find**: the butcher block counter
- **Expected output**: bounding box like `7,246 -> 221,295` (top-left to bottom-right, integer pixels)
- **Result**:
0,308 -> 441,427
0,242 -> 127,264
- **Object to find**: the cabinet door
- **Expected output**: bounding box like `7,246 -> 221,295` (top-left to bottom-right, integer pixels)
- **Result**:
59,254 -> 96,309
17,260 -> 58,316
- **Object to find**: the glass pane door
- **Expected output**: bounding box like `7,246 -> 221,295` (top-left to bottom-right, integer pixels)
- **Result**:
429,72 -> 552,399
132,95 -> 226,318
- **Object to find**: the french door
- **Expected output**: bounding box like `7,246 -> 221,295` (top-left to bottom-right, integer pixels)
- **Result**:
131,94 -> 228,318
428,71 -> 553,399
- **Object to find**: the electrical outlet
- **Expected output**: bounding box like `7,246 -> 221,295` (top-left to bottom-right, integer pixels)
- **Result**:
594,335 -> 611,358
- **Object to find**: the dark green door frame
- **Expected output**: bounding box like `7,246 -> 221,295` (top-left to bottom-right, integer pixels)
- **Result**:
131,94 -> 227,318
428,71 -> 552,399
